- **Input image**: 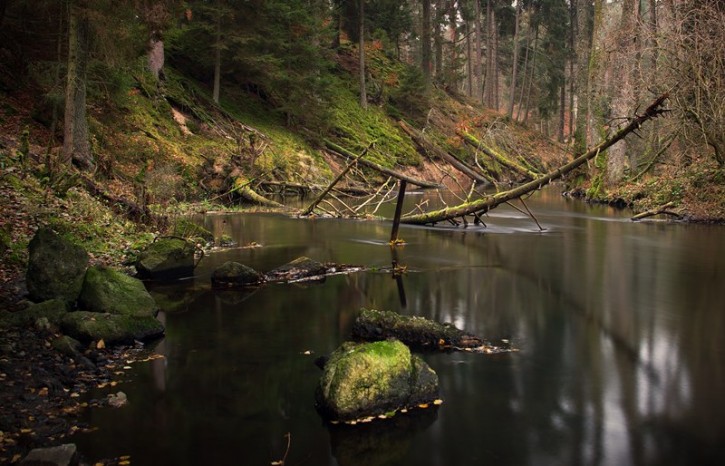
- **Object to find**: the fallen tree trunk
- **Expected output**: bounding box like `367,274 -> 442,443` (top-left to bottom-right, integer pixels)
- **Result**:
398,120 -> 494,185
324,140 -> 441,189
459,131 -> 540,181
402,93 -> 669,225
631,202 -> 682,221
232,178 -> 282,207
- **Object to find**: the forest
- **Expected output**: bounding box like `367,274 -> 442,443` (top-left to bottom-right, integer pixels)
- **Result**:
1,1 -> 724,464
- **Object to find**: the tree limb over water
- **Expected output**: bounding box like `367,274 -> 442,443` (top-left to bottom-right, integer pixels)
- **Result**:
401,93 -> 670,226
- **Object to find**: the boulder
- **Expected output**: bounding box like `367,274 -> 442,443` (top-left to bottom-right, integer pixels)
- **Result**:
352,308 -> 484,349
316,340 -> 439,422
172,219 -> 214,244
0,299 -> 68,328
78,266 -> 158,317
211,261 -> 264,288
61,312 -> 164,344
26,228 -> 88,303
266,256 -> 327,282
135,237 -> 195,279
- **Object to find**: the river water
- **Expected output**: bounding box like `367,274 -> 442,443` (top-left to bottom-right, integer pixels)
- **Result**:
73,187 -> 725,465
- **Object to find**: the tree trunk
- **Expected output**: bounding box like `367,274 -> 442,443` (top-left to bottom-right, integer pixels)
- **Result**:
474,0 -> 483,100
516,27 -> 530,122
212,5 -> 221,103
359,0 -> 367,108
401,94 -> 668,225
507,2 -> 520,118
523,25 -> 539,124
607,0 -> 638,184
434,0 -> 444,78
466,20 -> 473,96
421,0 -> 432,84
63,1 -> 92,170
484,0 -> 494,108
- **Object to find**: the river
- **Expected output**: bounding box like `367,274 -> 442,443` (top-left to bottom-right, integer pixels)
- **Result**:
72,187 -> 725,465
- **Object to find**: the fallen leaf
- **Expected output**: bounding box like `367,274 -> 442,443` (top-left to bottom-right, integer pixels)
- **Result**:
96,339 -> 105,349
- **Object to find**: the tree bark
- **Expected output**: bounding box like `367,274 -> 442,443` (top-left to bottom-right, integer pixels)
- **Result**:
421,0 -> 432,84
63,1 -> 93,170
359,0 -> 367,108
401,93 -> 669,225
474,0 -> 483,100
212,3 -> 221,103
507,1 -> 520,118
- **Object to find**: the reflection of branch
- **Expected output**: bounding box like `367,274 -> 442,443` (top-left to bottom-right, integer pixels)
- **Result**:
271,432 -> 291,466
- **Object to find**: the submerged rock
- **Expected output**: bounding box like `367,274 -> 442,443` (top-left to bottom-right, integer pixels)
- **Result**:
352,308 -> 484,349
61,312 -> 164,344
266,256 -> 327,282
26,228 -> 89,304
78,266 -> 158,317
211,261 -> 264,288
20,443 -> 77,466
316,340 -> 439,422
135,237 -> 195,279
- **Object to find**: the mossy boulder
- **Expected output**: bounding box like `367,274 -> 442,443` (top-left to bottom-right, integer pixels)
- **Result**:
26,227 -> 89,303
78,266 -> 158,317
1,299 -> 68,328
316,340 -> 439,422
61,311 -> 164,344
266,256 -> 327,282
211,261 -> 264,288
352,308 -> 484,349
135,237 -> 195,279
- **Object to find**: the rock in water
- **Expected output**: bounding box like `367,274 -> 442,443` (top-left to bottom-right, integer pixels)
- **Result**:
135,237 -> 195,279
78,266 -> 158,317
26,228 -> 89,304
20,443 -> 77,466
61,312 -> 164,344
211,261 -> 264,288
316,340 -> 439,422
266,256 -> 327,282
352,308 -> 484,349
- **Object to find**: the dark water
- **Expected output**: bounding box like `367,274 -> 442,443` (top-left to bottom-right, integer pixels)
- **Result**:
73,187 -> 725,465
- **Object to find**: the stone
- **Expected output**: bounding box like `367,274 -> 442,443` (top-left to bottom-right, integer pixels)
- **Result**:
0,299 -> 68,328
26,228 -> 88,303
61,311 -> 164,345
172,219 -> 214,244
316,340 -> 439,422
211,261 -> 264,288
20,443 -> 77,466
266,256 -> 327,282
107,391 -> 128,408
135,237 -> 195,279
352,308 -> 484,349
78,266 -> 158,317
51,335 -> 83,358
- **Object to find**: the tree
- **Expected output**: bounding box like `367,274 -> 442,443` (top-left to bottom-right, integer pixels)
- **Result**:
63,0 -> 92,169
359,0 -> 367,109
421,0 -> 432,84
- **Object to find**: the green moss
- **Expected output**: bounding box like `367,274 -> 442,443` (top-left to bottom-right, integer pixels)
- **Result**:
78,266 -> 158,317
60,311 -> 164,344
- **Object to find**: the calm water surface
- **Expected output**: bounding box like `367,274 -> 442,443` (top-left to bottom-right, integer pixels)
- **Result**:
73,187 -> 725,465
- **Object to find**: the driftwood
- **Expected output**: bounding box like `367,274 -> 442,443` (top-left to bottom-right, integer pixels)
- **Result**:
459,131 -> 540,181
398,120 -> 494,185
324,140 -> 441,189
631,202 -> 682,221
402,93 -> 669,225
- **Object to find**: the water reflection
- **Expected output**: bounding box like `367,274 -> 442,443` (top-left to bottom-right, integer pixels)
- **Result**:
72,187 -> 725,465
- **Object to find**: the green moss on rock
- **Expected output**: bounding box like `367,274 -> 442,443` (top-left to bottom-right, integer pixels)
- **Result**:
78,266 -> 158,317
352,308 -> 484,349
135,237 -> 195,279
316,340 -> 439,422
26,227 -> 89,304
211,261 -> 264,288
61,311 -> 164,344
